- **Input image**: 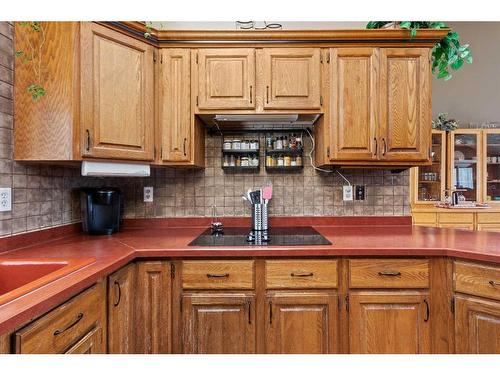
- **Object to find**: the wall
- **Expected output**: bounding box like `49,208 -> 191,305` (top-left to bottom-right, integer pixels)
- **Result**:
432,22 -> 500,124
0,21 -> 410,237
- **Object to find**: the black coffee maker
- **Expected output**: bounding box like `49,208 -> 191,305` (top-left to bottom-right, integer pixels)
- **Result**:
80,188 -> 123,235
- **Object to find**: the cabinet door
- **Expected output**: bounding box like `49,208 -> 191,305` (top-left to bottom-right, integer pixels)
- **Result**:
329,48 -> 378,161
135,261 -> 171,354
455,295 -> 500,353
196,48 -> 255,110
261,48 -> 321,109
266,291 -> 339,354
108,263 -> 135,354
65,327 -> 104,354
80,22 -> 154,161
182,292 -> 256,354
349,292 -> 431,353
159,49 -> 191,162
379,48 -> 431,162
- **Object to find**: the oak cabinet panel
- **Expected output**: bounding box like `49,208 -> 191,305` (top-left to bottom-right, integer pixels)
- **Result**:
135,261 -> 171,354
329,48 -> 378,161
379,48 -> 431,162
182,292 -> 256,354
182,260 -> 254,290
266,291 -> 339,354
107,263 -> 136,354
196,48 -> 255,110
159,49 -> 192,163
65,327 -> 104,354
455,295 -> 500,353
265,260 -> 338,289
80,22 -> 155,161
349,292 -> 431,354
260,48 -> 321,109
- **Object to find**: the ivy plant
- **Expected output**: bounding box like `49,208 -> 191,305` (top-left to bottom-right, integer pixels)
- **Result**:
432,113 -> 459,131
366,21 -> 473,81
15,22 -> 46,100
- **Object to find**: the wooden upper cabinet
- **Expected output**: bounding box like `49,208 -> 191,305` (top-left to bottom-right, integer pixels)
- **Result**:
455,295 -> 500,354
349,292 -> 431,354
379,48 -> 431,162
329,48 -> 378,161
266,292 -> 339,354
182,292 -> 256,354
159,49 -> 191,162
196,48 -> 255,110
107,263 -> 135,354
260,48 -> 321,110
80,22 -> 155,161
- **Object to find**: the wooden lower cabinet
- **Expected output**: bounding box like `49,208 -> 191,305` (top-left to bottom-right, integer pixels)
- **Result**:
349,291 -> 431,354
455,295 -> 500,353
107,263 -> 136,353
135,261 -> 172,354
265,291 -> 339,354
65,327 -> 103,354
182,292 -> 256,354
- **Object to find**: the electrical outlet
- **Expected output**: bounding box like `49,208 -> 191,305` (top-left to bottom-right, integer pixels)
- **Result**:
143,187 -> 153,203
342,185 -> 353,201
355,185 -> 365,201
0,188 -> 12,212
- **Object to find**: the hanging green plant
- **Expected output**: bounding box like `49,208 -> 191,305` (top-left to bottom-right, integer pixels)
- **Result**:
366,21 -> 473,81
15,21 -> 46,100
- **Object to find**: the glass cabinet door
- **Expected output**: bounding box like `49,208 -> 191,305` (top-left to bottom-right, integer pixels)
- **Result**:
452,131 -> 480,202
485,131 -> 500,203
415,132 -> 445,202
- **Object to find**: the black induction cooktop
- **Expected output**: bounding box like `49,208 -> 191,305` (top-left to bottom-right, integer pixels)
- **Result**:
188,226 -> 332,247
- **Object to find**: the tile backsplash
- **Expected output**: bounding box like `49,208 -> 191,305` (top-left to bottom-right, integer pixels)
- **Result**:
0,21 -> 409,237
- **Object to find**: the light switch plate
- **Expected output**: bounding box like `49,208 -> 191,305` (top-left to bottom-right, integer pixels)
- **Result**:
143,187 -> 153,202
0,188 -> 12,212
342,185 -> 353,201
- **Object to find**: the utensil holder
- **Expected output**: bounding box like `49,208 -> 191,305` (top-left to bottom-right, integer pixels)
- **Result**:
251,203 -> 268,231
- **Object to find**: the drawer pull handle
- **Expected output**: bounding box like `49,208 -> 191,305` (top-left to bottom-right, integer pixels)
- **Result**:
53,312 -> 84,336
489,280 -> 499,287
378,271 -> 401,277
424,299 -> 430,322
207,273 -> 229,278
291,272 -> 314,277
113,280 -> 122,307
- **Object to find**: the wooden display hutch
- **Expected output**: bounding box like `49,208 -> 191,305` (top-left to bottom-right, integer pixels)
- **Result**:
411,129 -> 500,231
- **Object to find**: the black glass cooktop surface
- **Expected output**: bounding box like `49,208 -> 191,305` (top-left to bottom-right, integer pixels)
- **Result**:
188,226 -> 332,246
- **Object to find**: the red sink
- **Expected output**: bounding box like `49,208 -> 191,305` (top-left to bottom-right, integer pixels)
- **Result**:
0,258 -> 95,306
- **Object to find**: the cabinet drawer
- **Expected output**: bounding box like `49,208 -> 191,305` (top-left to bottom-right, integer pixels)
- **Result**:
439,212 -> 474,223
349,259 -> 429,289
182,260 -> 254,289
455,261 -> 500,301
265,260 -> 338,289
477,212 -> 500,224
15,283 -> 104,354
413,212 -> 437,225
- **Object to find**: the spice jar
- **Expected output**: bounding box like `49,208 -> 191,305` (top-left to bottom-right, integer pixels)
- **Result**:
232,140 -> 241,150
250,139 -> 258,150
284,155 -> 291,167
229,154 -> 236,167
235,155 -> 241,166
291,157 -> 297,167
296,155 -> 302,166
241,140 -> 250,150
223,140 -> 232,150
277,154 -> 284,167
266,155 -> 273,167
223,155 -> 230,167
241,156 -> 249,167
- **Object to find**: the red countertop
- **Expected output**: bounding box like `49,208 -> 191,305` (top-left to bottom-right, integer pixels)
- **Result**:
1,216 -> 500,336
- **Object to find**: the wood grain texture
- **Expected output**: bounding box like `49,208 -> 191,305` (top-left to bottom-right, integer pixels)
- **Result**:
261,48 -> 321,110
455,295 -> 500,353
330,47 -> 378,161
14,283 -> 105,354
349,259 -> 430,289
265,260 -> 338,289
135,261 -> 171,353
182,292 -> 256,353
0,332 -> 11,353
14,22 -> 79,161
159,49 -> 192,163
455,261 -> 500,301
196,48 -> 255,110
349,291 -> 431,353
182,260 -> 254,289
379,48 -> 431,162
64,326 -> 104,354
265,291 -> 339,353
107,263 -> 136,354
80,22 -> 154,161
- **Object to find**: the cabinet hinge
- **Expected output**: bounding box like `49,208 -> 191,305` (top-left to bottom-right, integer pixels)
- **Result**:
451,296 -> 455,314
327,51 -> 330,63
326,146 -> 330,158
153,50 -> 157,63
196,52 -> 198,64
170,263 -> 176,279
196,96 -> 199,107
345,294 -> 350,312
320,95 -> 323,106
